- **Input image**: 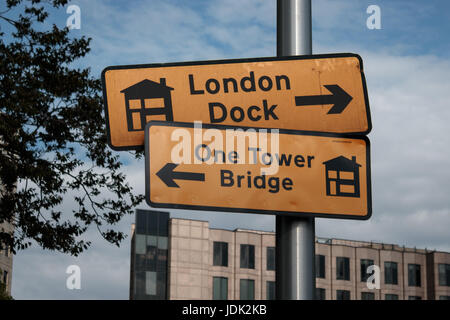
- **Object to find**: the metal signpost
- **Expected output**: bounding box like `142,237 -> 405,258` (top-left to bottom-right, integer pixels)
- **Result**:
276,0 -> 315,300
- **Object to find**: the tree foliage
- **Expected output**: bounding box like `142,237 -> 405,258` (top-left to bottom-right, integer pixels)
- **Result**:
0,0 -> 144,255
0,281 -> 13,300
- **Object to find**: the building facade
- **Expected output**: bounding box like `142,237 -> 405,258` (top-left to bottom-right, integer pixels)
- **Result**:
130,209 -> 169,300
130,210 -> 450,300
0,220 -> 14,296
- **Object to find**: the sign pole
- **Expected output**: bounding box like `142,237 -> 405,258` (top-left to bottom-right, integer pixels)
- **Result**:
276,0 -> 316,300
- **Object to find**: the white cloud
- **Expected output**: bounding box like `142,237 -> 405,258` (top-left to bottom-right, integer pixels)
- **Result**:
72,0 -> 276,76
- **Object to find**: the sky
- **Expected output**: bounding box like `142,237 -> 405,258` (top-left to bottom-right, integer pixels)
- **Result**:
5,0 -> 450,299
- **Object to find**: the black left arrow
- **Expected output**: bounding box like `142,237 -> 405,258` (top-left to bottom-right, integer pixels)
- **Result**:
156,163 -> 205,188
294,84 -> 353,114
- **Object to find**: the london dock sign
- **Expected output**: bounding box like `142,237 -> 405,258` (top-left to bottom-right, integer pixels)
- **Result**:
102,53 -> 371,150
145,121 -> 371,220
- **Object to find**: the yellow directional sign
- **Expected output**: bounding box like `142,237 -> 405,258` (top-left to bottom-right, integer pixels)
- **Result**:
145,121 -> 371,219
102,54 -> 371,150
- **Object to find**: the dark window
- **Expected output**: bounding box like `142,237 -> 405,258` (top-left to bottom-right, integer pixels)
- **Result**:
439,296 -> 450,300
240,244 -> 255,269
316,288 -> 326,300
385,294 -> 398,300
384,261 -> 398,285
135,253 -> 147,271
136,210 -> 147,234
136,210 -> 169,237
213,277 -> 228,300
146,242 -> 157,272
360,259 -> 374,282
266,281 -> 275,300
2,271 -> 7,285
361,292 -> 375,300
408,296 -> 422,300
267,247 -> 275,271
133,210 -> 169,300
438,264 -> 450,286
157,272 -> 167,299
147,211 -> 158,235
408,264 -> 421,287
158,213 -> 168,237
156,248 -> 168,272
316,255 -> 325,279
240,279 -> 255,300
134,271 -> 146,299
336,257 -> 350,281
336,290 -> 350,300
213,242 -> 228,267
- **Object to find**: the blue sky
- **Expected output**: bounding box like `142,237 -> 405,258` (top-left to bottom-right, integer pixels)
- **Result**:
313,0 -> 450,57
4,0 -> 450,299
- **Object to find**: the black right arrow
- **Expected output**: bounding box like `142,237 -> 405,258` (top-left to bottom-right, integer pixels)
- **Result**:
294,84 -> 353,114
156,163 -> 205,188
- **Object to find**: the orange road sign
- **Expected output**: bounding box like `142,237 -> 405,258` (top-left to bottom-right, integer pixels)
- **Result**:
145,121 -> 371,220
102,53 -> 371,150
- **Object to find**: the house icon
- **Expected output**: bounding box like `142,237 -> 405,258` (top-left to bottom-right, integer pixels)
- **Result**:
323,156 -> 361,198
121,78 -> 174,132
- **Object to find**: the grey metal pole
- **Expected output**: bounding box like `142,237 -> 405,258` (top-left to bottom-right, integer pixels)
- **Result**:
275,0 -> 316,300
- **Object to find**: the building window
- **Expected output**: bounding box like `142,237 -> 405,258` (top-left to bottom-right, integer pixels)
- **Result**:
336,257 -> 350,281
132,210 -> 169,300
213,242 -> 228,267
240,244 -> 255,269
266,247 -> 275,271
361,292 -> 375,300
438,264 -> 450,286
408,296 -> 422,300
266,281 -> 275,300
360,259 -> 374,282
240,279 -> 255,300
384,261 -> 398,285
316,255 -> 325,279
439,296 -> 450,300
408,264 -> 421,287
2,270 -> 8,286
145,271 -> 157,295
385,294 -> 399,300
156,242 -> 168,273
213,277 -> 228,300
336,290 -> 350,300
135,234 -> 146,255
316,288 -> 326,300
157,272 -> 167,299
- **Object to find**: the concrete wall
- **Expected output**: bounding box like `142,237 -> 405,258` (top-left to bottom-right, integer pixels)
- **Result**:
168,218 -> 210,299
429,252 -> 450,300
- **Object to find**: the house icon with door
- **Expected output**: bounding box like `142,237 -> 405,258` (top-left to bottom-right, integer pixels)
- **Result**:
323,156 -> 361,198
121,78 -> 174,132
